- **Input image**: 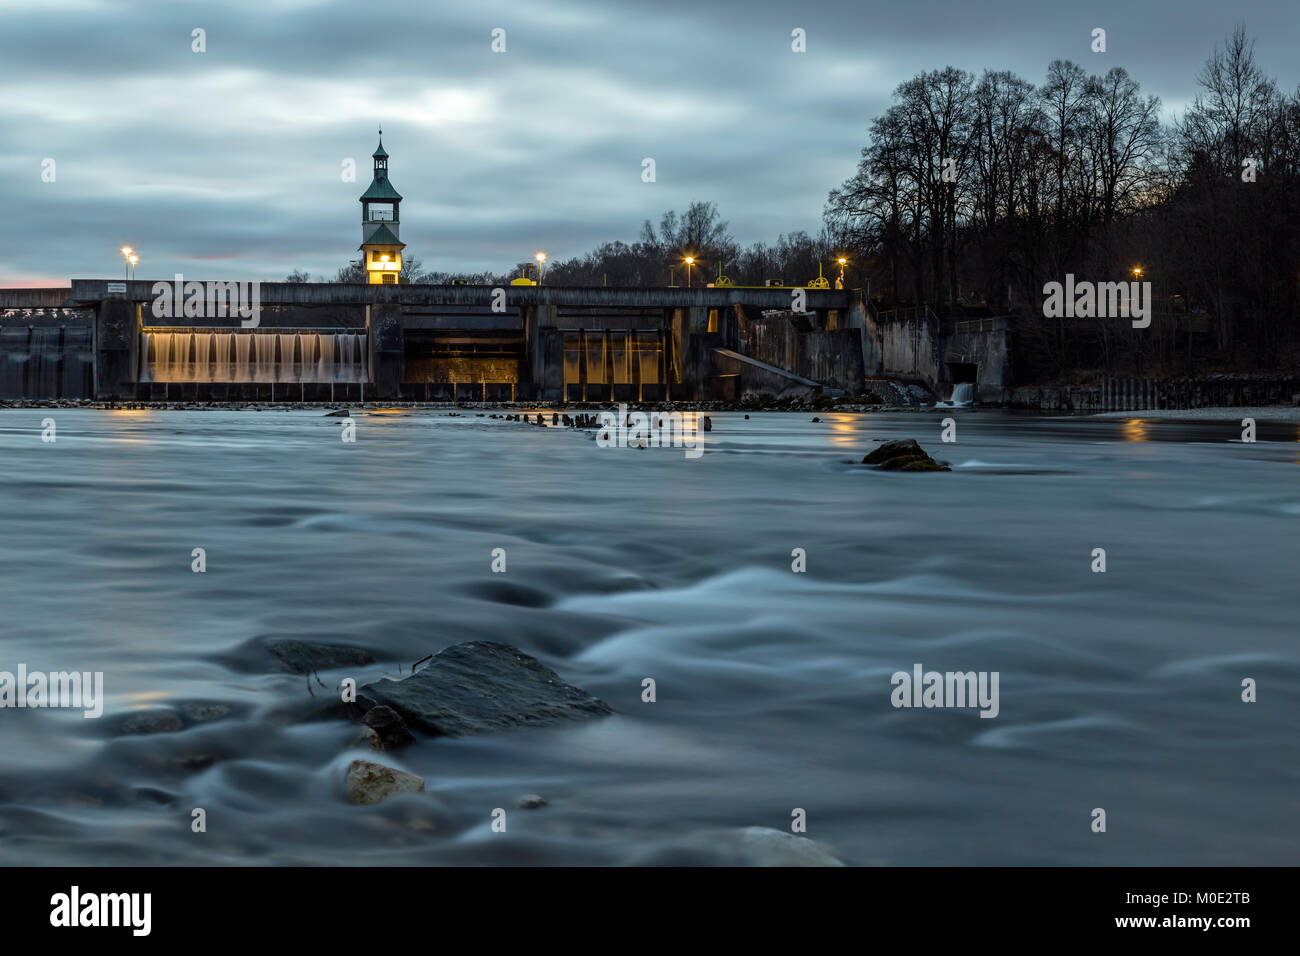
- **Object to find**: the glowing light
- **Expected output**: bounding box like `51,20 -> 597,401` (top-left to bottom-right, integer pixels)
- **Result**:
1122,418 -> 1149,442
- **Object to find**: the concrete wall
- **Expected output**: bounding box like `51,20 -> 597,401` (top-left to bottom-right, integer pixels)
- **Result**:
879,312 -> 939,387
709,350 -> 821,401
736,314 -> 866,393
368,304 -> 404,399
94,299 -> 139,401
847,294 -> 884,375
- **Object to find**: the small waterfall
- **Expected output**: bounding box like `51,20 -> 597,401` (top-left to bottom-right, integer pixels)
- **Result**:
29,328 -> 63,396
0,324 -> 94,398
316,333 -> 334,383
278,333 -> 297,383
948,382 -> 975,405
194,333 -> 211,383
562,334 -> 582,387
339,333 -> 364,383
586,333 -> 606,384
139,330 -> 368,384
253,333 -> 275,382
0,329 -> 26,398
638,331 -> 662,385
234,334 -> 252,382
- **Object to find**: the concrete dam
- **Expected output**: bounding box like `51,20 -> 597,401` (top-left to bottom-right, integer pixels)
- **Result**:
0,280 -> 891,403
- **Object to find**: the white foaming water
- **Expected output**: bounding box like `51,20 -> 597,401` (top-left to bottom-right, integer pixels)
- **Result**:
935,382 -> 975,407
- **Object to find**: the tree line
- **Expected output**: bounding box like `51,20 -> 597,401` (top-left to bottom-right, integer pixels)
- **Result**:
825,26 -> 1300,374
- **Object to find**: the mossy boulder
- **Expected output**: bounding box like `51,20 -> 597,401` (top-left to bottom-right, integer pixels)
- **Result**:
862,439 -> 950,472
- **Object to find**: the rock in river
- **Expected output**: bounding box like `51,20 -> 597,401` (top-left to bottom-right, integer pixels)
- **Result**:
861,438 -> 950,472
215,635 -> 378,675
362,704 -> 415,750
357,641 -> 613,738
344,759 -> 424,806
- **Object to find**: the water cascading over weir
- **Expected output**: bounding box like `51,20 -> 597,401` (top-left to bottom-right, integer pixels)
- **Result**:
139,330 -> 367,386
0,319 -> 95,399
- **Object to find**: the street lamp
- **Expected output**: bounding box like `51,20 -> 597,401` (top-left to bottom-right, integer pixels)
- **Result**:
129,254 -> 138,280
836,256 -> 848,290
683,255 -> 695,288
535,251 -> 547,285
1132,265 -> 1144,279
120,246 -> 133,280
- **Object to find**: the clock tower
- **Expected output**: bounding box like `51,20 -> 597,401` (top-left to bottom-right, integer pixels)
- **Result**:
359,131 -> 405,284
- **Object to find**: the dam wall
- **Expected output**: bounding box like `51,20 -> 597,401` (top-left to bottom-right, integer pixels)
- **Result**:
1,281 -> 867,403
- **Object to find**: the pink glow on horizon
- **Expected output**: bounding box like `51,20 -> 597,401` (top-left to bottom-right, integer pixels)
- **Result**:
0,276 -> 73,289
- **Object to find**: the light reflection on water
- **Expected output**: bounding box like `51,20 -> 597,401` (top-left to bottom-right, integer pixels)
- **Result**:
1122,418 -> 1150,442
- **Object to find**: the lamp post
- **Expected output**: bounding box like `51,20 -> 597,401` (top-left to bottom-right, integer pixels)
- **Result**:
684,256 -> 695,289
120,246 -> 133,280
129,255 -> 138,280
837,257 -> 848,290
535,251 -> 547,285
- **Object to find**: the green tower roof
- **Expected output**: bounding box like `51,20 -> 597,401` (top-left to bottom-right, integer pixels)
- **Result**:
360,177 -> 402,201
360,223 -> 405,249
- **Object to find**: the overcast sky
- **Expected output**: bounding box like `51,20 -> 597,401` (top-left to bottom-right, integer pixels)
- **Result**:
2,0 -> 1297,286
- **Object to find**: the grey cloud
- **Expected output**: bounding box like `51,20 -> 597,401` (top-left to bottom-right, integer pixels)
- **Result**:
3,0 -> 1297,283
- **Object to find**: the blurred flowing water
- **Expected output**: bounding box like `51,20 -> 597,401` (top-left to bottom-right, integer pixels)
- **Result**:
0,408 -> 1296,865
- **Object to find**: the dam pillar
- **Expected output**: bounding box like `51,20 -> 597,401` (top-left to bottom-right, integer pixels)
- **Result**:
527,304 -> 557,390
846,292 -> 883,375
368,304 -> 404,400
668,306 -> 709,401
94,298 -> 140,401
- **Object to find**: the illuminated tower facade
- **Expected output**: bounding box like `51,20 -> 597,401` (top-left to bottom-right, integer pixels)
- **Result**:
359,131 -> 405,284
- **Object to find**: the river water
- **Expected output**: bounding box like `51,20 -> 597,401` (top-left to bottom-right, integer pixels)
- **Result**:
0,408 -> 1296,865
